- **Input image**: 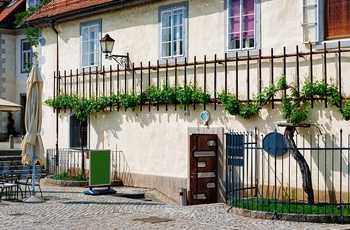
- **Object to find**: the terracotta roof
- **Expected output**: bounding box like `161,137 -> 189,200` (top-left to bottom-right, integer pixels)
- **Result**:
29,0 -> 117,21
0,0 -> 25,24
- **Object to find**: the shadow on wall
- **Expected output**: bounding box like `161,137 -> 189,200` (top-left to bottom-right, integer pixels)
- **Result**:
113,151 -> 134,186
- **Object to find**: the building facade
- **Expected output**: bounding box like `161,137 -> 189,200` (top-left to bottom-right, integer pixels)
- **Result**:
0,0 -> 33,139
28,0 -> 350,202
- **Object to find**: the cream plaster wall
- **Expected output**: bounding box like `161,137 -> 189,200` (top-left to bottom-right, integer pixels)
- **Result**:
2,34 -> 16,100
1,34 -> 18,135
260,0 -> 304,54
38,0 -> 350,202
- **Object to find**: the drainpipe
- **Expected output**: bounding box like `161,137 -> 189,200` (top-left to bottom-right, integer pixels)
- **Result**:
49,19 -> 59,173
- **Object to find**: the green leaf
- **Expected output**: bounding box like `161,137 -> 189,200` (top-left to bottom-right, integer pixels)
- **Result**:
218,92 -> 240,116
119,93 -> 140,111
342,101 -> 350,121
290,107 -> 308,125
277,75 -> 287,89
239,103 -> 259,119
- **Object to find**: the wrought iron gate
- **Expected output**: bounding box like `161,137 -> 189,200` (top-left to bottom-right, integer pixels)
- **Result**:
226,131 -> 258,209
225,129 -> 350,222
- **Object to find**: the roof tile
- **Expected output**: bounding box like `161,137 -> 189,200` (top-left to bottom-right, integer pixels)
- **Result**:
29,0 -> 116,21
0,0 -> 25,24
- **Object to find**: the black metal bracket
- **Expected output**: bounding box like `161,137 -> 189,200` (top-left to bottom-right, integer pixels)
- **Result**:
105,53 -> 129,69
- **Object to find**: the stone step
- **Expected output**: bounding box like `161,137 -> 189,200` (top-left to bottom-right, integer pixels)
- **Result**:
0,156 -> 22,162
0,150 -> 22,157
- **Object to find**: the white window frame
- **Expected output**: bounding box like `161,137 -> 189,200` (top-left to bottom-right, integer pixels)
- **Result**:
21,39 -> 32,73
80,19 -> 101,72
225,0 -> 260,56
69,113 -> 89,150
303,0 -> 350,49
302,0 -> 319,43
159,2 -> 188,63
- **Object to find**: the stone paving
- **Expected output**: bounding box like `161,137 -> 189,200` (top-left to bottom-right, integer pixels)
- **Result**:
0,181 -> 350,230
2,140 -> 350,229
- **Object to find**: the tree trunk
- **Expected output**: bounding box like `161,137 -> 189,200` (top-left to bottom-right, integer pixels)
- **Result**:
283,126 -> 314,204
80,121 -> 85,176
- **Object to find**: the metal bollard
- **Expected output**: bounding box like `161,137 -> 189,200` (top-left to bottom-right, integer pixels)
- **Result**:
179,187 -> 187,206
9,134 -> 14,149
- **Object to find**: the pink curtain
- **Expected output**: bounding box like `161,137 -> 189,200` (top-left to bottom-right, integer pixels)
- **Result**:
230,0 -> 254,40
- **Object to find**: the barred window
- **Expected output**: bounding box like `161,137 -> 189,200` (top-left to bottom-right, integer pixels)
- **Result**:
69,114 -> 88,149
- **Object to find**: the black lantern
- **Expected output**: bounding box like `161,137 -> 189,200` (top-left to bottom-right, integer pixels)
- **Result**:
100,34 -> 129,68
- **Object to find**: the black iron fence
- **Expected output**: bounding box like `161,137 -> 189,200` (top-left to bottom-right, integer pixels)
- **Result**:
226,129 -> 350,221
46,148 -> 127,182
53,43 -> 350,112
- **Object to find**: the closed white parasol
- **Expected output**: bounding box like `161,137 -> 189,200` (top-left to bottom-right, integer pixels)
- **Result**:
21,65 -> 45,203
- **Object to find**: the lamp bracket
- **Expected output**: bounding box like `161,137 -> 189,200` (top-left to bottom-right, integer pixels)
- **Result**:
106,53 -> 129,69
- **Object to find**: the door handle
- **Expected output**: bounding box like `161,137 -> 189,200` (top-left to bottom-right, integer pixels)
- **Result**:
190,172 -> 197,179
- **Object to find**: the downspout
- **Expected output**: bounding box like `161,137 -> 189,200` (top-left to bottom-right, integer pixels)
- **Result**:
49,19 -> 59,172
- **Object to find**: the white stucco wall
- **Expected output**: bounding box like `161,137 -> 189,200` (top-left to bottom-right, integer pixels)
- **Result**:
1,33 -> 17,135
37,0 -> 350,201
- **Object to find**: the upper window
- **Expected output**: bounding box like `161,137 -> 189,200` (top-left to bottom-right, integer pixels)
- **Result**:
227,0 -> 256,51
325,0 -> 350,40
159,2 -> 188,61
28,0 -> 40,7
80,19 -> 101,71
21,39 -> 31,73
303,0 -> 350,44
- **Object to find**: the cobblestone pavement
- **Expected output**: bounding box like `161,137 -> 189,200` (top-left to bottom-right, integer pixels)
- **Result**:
0,181 -> 349,230
2,140 -> 350,229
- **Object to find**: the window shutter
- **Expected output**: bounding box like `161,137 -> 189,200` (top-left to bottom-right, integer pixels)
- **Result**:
326,0 -> 350,39
303,0 -> 318,43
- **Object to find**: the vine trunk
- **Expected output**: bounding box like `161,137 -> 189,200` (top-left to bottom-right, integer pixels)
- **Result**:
80,121 -> 85,176
283,126 -> 314,204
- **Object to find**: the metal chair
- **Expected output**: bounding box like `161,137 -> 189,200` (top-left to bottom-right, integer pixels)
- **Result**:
0,162 -> 21,200
25,165 -> 43,198
16,165 -> 31,198
1,162 -> 12,182
0,164 -> 5,182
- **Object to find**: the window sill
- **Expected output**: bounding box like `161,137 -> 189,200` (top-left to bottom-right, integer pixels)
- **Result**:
226,49 -> 259,58
159,56 -> 186,65
315,39 -> 350,50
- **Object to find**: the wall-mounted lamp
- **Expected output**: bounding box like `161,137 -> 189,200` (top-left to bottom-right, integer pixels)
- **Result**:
100,34 -> 129,68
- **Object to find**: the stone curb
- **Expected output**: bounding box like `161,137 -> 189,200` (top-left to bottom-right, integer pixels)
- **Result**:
228,206 -> 350,224
45,176 -> 86,187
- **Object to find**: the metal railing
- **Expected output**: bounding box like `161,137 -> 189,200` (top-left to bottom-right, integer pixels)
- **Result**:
46,148 -> 127,182
53,43 -> 350,112
226,129 -> 350,221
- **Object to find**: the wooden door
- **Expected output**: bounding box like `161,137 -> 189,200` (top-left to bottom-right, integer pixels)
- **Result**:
189,134 -> 217,205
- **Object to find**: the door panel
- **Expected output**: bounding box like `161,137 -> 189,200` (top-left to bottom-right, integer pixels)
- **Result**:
189,134 -> 217,205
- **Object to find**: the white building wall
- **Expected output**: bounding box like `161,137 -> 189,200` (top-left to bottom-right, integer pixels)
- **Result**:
38,0 -> 350,202
0,31 -> 25,138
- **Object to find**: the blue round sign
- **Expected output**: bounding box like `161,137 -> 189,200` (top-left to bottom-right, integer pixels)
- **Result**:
263,132 -> 288,156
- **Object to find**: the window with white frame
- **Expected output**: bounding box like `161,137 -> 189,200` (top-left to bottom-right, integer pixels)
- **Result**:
29,0 -> 41,7
303,0 -> 350,44
80,20 -> 101,70
69,113 -> 88,149
21,39 -> 31,73
159,2 -> 187,60
227,0 -> 256,51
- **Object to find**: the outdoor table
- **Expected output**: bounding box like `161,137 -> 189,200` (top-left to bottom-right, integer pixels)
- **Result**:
0,182 -> 19,200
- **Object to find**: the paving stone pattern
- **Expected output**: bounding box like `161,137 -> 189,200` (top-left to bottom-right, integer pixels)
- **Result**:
0,180 -> 349,230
